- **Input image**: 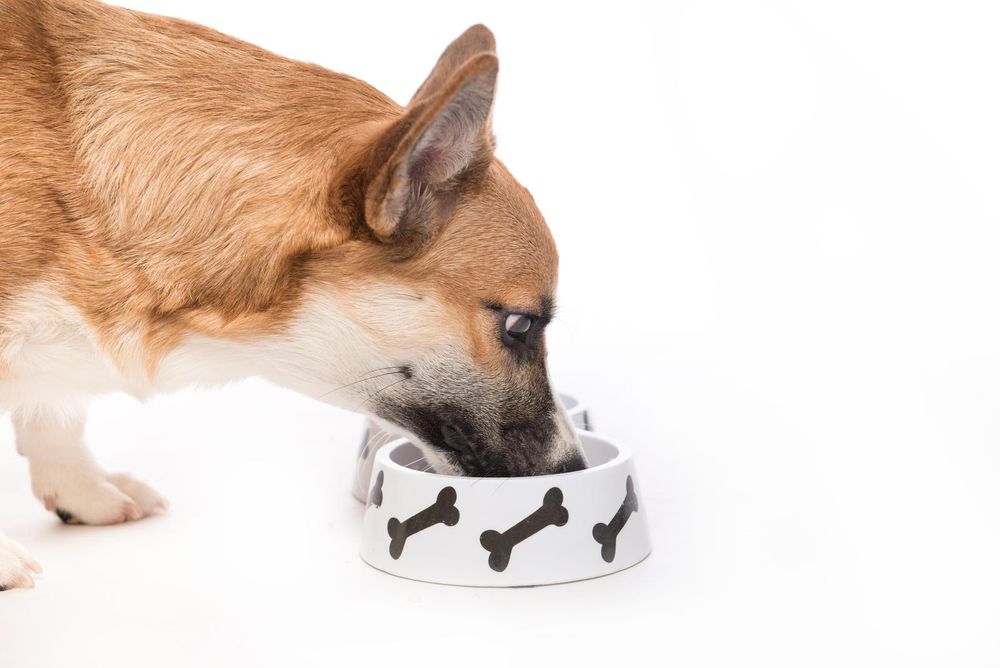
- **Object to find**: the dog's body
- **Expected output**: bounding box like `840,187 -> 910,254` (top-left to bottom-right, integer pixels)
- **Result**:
0,0 -> 583,590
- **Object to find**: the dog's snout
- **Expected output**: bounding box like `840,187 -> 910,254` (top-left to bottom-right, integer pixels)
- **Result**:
389,400 -> 582,478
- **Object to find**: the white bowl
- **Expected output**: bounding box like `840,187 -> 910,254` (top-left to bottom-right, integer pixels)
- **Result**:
359,431 -> 650,587
350,393 -> 592,502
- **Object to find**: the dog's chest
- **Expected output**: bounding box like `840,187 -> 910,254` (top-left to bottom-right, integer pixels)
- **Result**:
0,287 -> 137,410
0,285 -> 308,410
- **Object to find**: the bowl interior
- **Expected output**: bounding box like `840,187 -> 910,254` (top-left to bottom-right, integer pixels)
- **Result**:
385,434 -> 621,477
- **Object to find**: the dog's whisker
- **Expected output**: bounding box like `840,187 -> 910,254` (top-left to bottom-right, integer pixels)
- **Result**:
364,429 -> 393,451
402,455 -> 427,469
355,419 -> 407,490
313,366 -> 406,399
355,428 -> 402,491
314,367 -> 407,403
343,366 -> 408,386
367,374 -> 410,398
356,375 -> 409,410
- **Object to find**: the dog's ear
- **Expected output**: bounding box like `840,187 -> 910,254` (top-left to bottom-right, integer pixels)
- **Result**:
361,31 -> 498,248
410,24 -> 496,104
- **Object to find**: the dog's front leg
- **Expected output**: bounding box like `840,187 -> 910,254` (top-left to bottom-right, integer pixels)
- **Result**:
13,408 -> 167,525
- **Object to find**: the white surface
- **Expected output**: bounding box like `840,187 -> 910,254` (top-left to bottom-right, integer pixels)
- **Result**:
3,0 -> 1000,666
360,433 -> 650,586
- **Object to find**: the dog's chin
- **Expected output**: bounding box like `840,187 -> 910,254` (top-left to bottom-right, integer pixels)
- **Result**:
402,436 -> 492,477
366,417 -> 464,476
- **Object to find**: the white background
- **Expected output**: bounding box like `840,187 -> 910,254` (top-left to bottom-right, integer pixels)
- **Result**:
2,1 -> 999,665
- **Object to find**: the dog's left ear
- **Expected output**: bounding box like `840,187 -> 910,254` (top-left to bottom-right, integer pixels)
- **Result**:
360,28 -> 498,248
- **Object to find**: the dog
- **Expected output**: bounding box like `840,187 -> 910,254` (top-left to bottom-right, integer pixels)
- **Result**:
0,0 -> 586,591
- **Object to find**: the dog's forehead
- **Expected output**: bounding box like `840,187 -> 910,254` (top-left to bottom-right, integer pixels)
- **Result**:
421,161 -> 558,303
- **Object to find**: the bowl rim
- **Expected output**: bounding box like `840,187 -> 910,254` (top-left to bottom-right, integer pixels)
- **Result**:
371,430 -> 631,483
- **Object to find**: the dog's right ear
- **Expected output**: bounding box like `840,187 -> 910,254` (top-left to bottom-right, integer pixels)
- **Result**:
357,26 -> 498,251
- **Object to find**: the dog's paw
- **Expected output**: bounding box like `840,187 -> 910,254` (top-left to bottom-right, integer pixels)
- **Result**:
0,535 -> 42,591
32,466 -> 167,526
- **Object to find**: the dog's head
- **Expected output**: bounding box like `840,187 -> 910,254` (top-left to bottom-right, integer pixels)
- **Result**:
309,25 -> 584,476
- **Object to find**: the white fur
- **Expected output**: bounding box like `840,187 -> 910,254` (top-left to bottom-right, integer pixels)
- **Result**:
0,532 -> 42,590
0,281 -> 447,589
0,283 -> 440,414
0,281 -> 578,590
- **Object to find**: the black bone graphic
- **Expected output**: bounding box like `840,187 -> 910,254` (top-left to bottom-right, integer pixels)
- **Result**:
387,486 -> 459,559
592,476 -> 639,562
480,487 -> 568,572
368,470 -> 384,508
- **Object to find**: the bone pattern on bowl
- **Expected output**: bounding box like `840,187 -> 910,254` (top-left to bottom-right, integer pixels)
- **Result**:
479,487 -> 569,572
591,476 -> 639,563
387,486 -> 460,559
376,478 -> 637,571
359,431 -> 650,586
367,470 -> 385,508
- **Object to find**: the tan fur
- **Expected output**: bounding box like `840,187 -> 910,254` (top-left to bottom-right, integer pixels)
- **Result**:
0,0 -> 558,381
0,3 -> 578,585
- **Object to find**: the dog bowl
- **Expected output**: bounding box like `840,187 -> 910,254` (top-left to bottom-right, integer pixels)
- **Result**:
359,431 -> 650,587
350,393 -> 592,502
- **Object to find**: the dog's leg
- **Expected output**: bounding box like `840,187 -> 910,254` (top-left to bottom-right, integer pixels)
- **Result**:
0,531 -> 42,591
13,408 -> 167,525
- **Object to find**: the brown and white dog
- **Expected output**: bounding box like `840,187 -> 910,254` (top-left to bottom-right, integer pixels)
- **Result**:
0,0 -> 585,591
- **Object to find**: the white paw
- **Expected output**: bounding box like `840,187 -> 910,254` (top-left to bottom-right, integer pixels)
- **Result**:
0,535 -> 42,591
31,465 -> 167,526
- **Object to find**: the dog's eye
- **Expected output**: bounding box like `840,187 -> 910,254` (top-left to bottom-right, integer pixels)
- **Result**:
495,309 -> 543,352
504,314 -> 533,340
